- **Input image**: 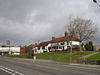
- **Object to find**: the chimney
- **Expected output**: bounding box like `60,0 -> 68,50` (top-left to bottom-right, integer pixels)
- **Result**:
64,32 -> 68,37
52,37 -> 55,40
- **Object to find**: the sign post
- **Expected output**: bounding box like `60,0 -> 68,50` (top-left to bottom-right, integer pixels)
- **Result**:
6,40 -> 11,55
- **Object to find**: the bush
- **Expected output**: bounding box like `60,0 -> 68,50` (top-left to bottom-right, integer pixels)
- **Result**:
85,41 -> 94,51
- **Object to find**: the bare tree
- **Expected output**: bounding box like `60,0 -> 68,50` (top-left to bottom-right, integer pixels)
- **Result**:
67,17 -> 97,51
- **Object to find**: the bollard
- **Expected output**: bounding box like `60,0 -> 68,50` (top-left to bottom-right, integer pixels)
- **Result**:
33,56 -> 36,60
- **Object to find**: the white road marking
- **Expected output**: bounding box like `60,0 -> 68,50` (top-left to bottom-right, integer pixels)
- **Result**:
0,65 -> 24,75
0,68 -> 14,75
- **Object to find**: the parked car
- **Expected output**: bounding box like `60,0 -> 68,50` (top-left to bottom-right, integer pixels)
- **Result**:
50,49 -> 56,52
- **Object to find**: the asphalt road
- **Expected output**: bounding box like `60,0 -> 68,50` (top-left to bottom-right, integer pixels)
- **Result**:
0,56 -> 100,75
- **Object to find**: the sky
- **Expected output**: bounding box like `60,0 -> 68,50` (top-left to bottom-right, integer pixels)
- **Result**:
0,0 -> 100,46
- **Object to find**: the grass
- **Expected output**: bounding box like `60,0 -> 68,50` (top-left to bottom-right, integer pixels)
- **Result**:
6,51 -> 96,62
6,54 -> 29,58
86,52 -> 100,61
35,51 -> 95,62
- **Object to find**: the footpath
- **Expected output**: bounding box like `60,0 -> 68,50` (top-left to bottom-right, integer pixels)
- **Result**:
80,52 -> 100,59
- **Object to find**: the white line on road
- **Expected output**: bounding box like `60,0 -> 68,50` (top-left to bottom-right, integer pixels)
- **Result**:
0,65 -> 24,75
0,68 -> 15,75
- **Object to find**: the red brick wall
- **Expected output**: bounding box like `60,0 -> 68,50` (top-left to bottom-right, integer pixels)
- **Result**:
20,49 -> 27,54
20,49 -> 33,54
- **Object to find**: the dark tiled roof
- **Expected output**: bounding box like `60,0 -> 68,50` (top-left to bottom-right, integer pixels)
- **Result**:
52,36 -> 79,42
38,41 -> 53,46
38,36 -> 79,46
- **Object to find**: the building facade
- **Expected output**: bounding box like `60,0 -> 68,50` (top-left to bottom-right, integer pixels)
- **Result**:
35,32 -> 80,53
0,47 -> 20,55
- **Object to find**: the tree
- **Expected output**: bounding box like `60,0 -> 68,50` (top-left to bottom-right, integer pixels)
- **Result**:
67,17 -> 97,51
85,41 -> 94,51
21,44 -> 37,52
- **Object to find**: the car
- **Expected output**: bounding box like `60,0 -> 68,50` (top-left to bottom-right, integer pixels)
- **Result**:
50,48 -> 56,52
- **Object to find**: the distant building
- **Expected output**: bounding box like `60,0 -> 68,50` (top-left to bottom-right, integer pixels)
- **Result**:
35,32 -> 80,53
93,44 -> 100,51
0,47 -> 20,55
20,44 -> 37,54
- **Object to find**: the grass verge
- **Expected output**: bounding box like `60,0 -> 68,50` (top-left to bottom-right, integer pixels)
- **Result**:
6,51 -> 96,62
6,54 -> 29,58
35,51 -> 95,62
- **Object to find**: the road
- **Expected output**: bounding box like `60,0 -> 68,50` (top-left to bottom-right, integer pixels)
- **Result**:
0,56 -> 100,75
0,70 -> 10,75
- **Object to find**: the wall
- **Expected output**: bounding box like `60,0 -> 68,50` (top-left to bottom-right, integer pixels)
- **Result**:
72,41 -> 80,45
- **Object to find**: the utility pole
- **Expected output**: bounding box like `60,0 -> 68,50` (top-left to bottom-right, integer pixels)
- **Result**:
6,40 -> 11,55
70,41 -> 72,64
70,41 -> 72,53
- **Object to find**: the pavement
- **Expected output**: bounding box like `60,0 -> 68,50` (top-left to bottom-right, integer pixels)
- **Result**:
0,56 -> 100,75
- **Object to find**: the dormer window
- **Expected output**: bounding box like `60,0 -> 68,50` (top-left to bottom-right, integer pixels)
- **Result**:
60,42 -> 65,45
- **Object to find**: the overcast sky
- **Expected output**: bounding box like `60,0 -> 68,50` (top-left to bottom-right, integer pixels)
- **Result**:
0,0 -> 100,46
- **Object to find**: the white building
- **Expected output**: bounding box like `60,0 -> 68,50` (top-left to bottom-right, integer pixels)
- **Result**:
93,44 -> 100,51
0,47 -> 20,55
36,32 -> 80,53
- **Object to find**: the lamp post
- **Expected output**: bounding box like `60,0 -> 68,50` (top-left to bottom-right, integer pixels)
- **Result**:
70,41 -> 72,53
70,41 -> 72,64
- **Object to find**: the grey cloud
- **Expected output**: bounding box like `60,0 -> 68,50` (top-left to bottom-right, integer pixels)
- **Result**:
0,0 -> 100,46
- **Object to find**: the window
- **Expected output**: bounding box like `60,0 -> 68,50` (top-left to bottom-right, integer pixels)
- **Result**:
38,47 -> 40,50
67,41 -> 69,45
70,41 -> 72,45
52,43 -> 57,46
42,46 -> 45,49
60,42 -> 65,45
58,47 -> 62,49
